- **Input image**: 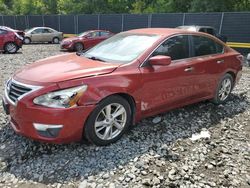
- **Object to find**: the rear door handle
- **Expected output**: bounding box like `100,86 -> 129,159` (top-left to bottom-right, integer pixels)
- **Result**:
184,67 -> 194,72
217,60 -> 224,64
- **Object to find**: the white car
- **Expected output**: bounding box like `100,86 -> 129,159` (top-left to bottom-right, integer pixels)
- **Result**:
24,27 -> 63,44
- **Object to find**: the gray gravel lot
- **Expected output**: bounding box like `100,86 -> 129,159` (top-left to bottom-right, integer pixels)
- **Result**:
0,45 -> 250,188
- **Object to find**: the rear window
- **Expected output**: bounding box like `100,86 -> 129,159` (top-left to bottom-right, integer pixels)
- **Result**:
0,29 -> 7,35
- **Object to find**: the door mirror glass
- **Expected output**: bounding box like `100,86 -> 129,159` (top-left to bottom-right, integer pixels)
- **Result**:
149,55 -> 171,66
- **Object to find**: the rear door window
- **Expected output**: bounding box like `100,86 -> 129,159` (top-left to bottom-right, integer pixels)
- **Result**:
0,29 -> 7,35
192,35 -> 224,56
100,31 -> 110,36
89,31 -> 99,38
43,29 -> 53,33
32,29 -> 43,34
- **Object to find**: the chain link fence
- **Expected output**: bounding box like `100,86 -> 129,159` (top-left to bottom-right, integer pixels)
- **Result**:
1,12 -> 250,45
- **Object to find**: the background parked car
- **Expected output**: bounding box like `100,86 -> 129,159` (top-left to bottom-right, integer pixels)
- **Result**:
1,26 -> 25,38
60,30 -> 114,51
177,25 -> 228,42
0,26 -> 23,54
23,27 -> 63,44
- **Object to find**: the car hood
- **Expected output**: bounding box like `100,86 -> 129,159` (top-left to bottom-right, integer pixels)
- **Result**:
14,53 -> 119,84
63,36 -> 82,42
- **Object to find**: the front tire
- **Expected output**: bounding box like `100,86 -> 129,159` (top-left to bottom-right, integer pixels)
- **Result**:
23,37 -> 31,44
84,95 -> 132,146
4,42 -> 18,54
212,73 -> 233,104
74,42 -> 84,52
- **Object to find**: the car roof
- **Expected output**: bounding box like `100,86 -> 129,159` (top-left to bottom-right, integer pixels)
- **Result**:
178,25 -> 215,29
0,26 -> 11,30
31,27 -> 56,30
126,28 -> 196,36
87,29 -> 112,32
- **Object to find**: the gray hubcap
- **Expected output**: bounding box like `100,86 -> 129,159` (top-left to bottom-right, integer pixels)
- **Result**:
24,38 -> 30,44
76,44 -> 83,51
94,103 -> 127,140
53,38 -> 59,43
6,43 -> 16,53
218,78 -> 232,101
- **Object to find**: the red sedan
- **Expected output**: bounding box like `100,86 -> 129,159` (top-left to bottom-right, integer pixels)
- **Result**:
2,28 -> 242,145
60,30 -> 113,51
0,26 -> 23,53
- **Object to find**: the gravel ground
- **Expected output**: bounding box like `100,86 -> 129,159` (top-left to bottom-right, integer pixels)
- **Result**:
0,45 -> 249,188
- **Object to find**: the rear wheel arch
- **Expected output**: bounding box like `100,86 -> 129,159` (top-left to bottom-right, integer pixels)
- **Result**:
52,37 -> 60,44
226,71 -> 236,83
4,42 -> 18,53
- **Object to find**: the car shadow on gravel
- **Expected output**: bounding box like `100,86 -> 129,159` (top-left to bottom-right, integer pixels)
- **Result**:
0,92 -> 249,184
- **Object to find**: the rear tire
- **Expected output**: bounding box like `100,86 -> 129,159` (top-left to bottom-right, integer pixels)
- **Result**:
212,73 -> 233,104
52,37 -> 60,44
84,95 -> 132,146
74,42 -> 84,52
4,42 -> 18,54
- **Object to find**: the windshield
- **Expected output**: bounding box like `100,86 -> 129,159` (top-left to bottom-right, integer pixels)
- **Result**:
78,31 -> 89,37
25,28 -> 34,32
83,33 -> 160,63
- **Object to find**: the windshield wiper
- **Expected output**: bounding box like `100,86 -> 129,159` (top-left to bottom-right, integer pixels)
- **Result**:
86,56 -> 106,62
76,49 -> 88,56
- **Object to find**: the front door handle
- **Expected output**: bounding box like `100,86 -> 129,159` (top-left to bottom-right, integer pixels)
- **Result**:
184,67 -> 194,72
217,60 -> 224,64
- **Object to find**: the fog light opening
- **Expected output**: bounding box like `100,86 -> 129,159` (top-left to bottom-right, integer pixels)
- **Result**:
33,123 -> 63,138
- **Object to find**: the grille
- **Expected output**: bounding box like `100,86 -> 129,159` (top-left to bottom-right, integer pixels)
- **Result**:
7,80 -> 32,103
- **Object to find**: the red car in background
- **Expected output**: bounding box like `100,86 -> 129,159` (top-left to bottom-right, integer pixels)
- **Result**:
60,30 -> 113,51
0,26 -> 23,54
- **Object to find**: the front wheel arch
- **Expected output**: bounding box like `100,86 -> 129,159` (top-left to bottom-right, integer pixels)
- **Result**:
83,94 -> 133,145
74,42 -> 84,51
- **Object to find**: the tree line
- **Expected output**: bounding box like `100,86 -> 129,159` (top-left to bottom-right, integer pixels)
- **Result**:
1,0 -> 250,15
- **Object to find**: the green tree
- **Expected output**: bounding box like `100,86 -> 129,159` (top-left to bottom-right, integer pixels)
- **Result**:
0,0 -> 13,15
189,0 -> 235,12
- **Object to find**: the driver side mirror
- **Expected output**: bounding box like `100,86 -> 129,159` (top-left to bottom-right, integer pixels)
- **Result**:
149,55 -> 171,66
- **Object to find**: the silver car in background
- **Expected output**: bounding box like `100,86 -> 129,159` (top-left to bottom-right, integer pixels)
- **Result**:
24,27 -> 63,44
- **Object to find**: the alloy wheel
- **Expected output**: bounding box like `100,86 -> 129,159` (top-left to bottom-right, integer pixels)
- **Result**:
6,43 -> 17,53
218,78 -> 232,101
94,103 -> 127,140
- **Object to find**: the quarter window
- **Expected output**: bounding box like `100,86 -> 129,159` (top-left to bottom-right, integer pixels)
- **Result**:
152,35 -> 189,61
192,35 -> 223,56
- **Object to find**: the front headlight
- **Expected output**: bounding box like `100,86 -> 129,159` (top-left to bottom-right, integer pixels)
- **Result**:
33,85 -> 87,108
62,40 -> 71,45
